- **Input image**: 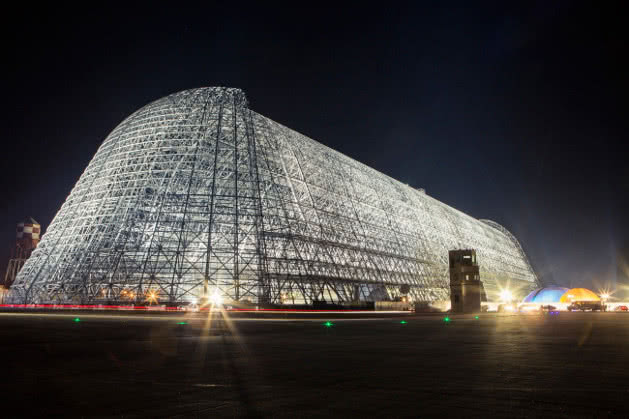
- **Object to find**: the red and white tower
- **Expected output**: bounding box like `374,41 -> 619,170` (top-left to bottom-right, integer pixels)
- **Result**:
3,217 -> 40,288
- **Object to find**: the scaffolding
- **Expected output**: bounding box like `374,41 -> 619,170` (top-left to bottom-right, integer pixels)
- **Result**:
10,87 -> 538,304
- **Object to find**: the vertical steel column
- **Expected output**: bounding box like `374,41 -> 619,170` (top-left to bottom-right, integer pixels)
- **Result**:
204,95 -> 225,301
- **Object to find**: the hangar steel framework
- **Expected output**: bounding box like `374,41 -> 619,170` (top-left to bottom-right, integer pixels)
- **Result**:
11,87 -> 538,304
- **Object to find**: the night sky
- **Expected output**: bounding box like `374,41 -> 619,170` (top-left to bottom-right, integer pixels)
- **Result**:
2,3 -> 627,291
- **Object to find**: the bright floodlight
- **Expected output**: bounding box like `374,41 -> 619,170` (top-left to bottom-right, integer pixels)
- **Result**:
146,290 -> 158,303
499,289 -> 513,303
209,291 -> 223,306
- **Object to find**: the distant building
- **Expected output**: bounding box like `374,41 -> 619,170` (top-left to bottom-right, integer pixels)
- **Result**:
3,218 -> 40,288
10,88 -> 539,305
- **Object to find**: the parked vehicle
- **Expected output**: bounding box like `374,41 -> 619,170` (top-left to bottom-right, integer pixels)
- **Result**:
567,301 -> 605,311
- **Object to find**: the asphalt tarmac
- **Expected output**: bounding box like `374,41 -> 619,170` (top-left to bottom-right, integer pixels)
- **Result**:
1,310 -> 628,417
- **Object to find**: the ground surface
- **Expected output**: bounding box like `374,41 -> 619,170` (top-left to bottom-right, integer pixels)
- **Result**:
1,310 -> 628,417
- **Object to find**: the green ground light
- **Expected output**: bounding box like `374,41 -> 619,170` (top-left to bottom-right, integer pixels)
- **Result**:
444,317 -> 450,322
400,320 -> 408,324
323,321 -> 334,327
176,322 -> 187,325
73,318 -> 81,322
475,316 -> 479,319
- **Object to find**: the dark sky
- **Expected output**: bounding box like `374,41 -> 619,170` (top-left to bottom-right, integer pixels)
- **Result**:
2,2 -> 627,290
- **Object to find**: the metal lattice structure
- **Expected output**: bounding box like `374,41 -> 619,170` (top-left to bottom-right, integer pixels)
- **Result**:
11,87 -> 538,305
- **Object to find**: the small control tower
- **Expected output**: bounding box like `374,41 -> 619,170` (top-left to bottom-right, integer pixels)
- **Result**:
449,249 -> 481,313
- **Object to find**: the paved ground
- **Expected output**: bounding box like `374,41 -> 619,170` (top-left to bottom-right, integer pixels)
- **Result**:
1,310 -> 629,417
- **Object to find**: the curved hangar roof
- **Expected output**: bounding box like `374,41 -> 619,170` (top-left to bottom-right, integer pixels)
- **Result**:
12,87 -> 539,305
524,287 -> 600,303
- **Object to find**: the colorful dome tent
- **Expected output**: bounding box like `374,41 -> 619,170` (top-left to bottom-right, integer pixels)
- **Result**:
522,287 -> 600,304
522,287 -> 569,303
559,288 -> 600,303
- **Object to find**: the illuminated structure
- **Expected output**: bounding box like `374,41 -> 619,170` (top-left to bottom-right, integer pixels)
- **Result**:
10,87 -> 538,305
559,288 -> 600,303
522,287 -> 569,304
523,287 -> 600,304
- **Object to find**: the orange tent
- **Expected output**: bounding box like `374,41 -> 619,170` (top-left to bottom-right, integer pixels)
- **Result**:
559,288 -> 600,303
